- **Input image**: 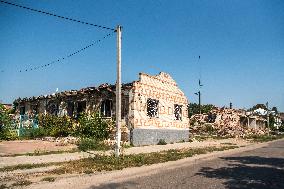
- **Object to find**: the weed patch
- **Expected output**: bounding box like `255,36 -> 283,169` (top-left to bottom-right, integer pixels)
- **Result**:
220,142 -> 236,145
77,138 -> 111,151
0,162 -> 60,172
245,134 -> 284,142
49,146 -> 237,174
0,148 -> 79,157
157,139 -> 167,145
41,177 -> 56,182
0,184 -> 8,189
11,180 -> 32,187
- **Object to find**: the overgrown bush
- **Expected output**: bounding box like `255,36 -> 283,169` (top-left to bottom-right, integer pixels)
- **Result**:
279,125 -> 284,132
19,127 -> 47,139
77,138 -> 111,151
17,112 -> 113,140
204,123 -> 216,134
38,114 -> 75,137
76,112 -> 113,140
0,104 -> 18,140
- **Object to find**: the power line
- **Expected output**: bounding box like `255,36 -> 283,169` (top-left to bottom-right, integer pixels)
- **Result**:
16,32 -> 115,73
0,0 -> 115,31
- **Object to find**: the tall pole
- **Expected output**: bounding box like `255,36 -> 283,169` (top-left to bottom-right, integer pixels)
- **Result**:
198,56 -> 202,115
198,91 -> 201,114
115,25 -> 122,157
266,102 -> 269,128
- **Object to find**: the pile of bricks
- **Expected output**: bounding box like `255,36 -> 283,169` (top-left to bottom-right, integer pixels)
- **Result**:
190,107 -> 268,138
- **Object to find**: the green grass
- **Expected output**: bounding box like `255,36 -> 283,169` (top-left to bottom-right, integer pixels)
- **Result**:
48,145 -> 238,175
245,134 -> 284,142
11,180 -> 32,187
0,162 -> 61,172
41,177 -> 56,182
77,138 -> 112,152
0,184 -> 8,189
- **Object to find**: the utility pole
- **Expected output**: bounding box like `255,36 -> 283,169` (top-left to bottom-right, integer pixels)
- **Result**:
266,102 -> 270,128
194,91 -> 201,114
198,91 -> 201,114
115,25 -> 122,157
197,56 -> 202,114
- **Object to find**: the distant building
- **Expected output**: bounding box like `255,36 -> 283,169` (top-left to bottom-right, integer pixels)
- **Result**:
14,72 -> 190,146
253,108 -> 267,116
1,104 -> 12,111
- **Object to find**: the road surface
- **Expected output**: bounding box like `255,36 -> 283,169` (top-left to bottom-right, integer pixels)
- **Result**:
95,139 -> 284,189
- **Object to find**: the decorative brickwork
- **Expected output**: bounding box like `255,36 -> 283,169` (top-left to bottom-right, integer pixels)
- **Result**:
128,72 -> 189,131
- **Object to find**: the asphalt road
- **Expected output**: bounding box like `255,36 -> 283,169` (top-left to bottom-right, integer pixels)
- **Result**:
95,140 -> 284,189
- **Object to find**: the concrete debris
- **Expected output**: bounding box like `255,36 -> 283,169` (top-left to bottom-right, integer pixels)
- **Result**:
190,107 -> 268,138
36,136 -> 79,145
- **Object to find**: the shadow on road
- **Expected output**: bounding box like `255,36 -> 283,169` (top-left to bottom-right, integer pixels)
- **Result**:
197,156 -> 284,189
90,181 -> 137,189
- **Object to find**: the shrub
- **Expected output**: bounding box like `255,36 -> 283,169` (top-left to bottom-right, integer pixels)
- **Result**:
157,139 -> 167,145
38,114 -> 74,137
77,138 -> 111,151
0,104 -> 18,140
204,123 -> 216,134
76,112 -> 113,139
279,125 -> 284,132
19,127 -> 47,139
188,103 -> 215,117
41,177 -> 55,182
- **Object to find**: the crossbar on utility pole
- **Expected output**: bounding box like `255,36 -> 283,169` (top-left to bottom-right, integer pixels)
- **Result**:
115,25 -> 122,157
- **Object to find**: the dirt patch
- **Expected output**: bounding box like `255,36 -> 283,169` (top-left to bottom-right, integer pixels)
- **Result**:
0,140 -> 77,156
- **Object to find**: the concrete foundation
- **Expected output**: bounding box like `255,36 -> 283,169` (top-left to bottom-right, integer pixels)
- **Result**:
131,128 -> 189,146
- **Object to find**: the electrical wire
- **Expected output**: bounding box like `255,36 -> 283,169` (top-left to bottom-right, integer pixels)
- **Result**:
17,32 -> 115,73
0,0 -> 115,31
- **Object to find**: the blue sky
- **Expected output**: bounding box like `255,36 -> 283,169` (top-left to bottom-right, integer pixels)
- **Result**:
0,0 -> 283,111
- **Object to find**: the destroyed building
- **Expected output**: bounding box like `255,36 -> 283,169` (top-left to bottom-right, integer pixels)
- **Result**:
190,107 -> 268,137
14,72 -> 190,146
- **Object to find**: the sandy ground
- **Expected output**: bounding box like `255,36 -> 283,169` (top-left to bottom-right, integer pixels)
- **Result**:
0,140 -> 76,156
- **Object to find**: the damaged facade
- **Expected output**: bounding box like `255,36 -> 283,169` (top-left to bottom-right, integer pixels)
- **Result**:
14,72 -> 190,146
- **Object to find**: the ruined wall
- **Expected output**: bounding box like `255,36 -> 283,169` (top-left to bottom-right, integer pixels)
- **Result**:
128,72 -> 189,145
190,108 -> 268,137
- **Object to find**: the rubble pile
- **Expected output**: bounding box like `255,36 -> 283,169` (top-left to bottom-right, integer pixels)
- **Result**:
36,136 -> 79,146
190,107 -> 269,138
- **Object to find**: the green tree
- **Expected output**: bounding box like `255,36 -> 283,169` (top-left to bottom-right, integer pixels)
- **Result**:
188,103 -> 215,118
268,113 -> 276,130
271,107 -> 278,114
249,104 -> 267,111
0,104 -> 17,140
